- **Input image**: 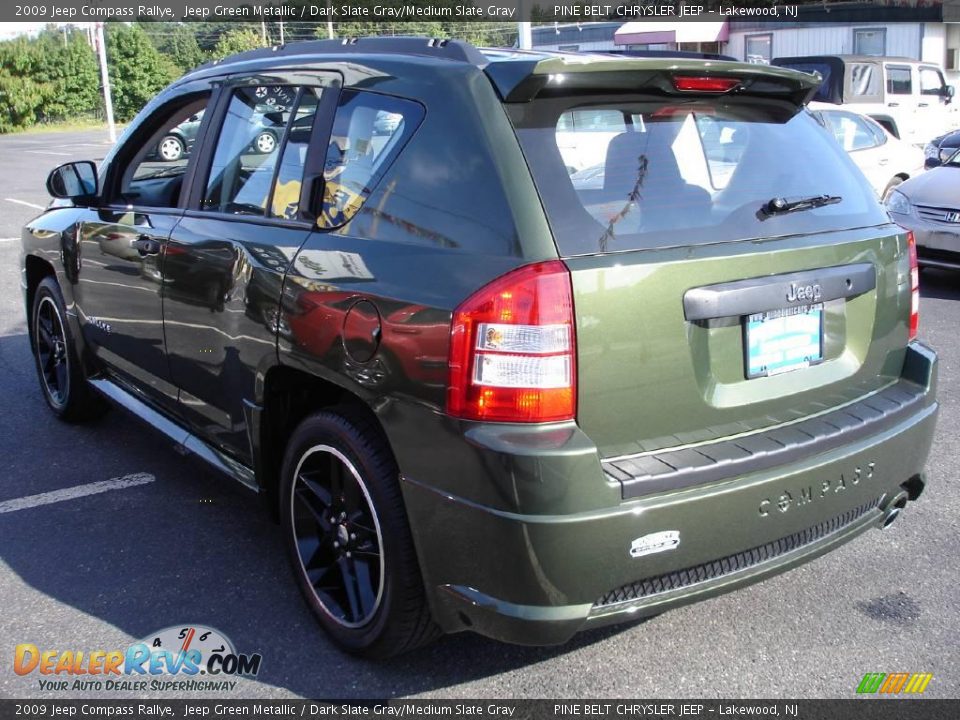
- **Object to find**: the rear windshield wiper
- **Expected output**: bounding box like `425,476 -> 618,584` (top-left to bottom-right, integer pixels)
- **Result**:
758,194 -> 842,220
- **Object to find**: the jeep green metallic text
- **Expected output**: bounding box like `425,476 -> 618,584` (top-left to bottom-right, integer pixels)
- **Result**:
20,38 -> 938,658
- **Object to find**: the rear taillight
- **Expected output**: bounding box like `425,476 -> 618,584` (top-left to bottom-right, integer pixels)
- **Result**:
907,230 -> 919,341
447,261 -> 576,423
672,76 -> 741,93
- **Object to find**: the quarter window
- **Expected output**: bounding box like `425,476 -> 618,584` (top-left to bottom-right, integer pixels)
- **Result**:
202,85 -> 315,217
318,90 -> 423,229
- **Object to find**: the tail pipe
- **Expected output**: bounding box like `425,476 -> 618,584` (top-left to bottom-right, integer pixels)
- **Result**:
878,473 -> 925,530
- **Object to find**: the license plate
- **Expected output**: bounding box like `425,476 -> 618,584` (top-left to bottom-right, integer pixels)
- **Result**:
745,304 -> 823,379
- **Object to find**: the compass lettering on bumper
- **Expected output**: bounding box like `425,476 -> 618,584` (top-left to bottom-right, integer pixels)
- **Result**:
759,462 -> 875,517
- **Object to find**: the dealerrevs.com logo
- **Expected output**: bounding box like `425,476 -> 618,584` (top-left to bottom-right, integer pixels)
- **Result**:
13,625 -> 262,692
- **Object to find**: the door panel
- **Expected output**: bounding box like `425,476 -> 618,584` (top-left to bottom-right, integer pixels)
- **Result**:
76,210 -> 180,409
163,217 -> 308,459
163,81 -> 330,462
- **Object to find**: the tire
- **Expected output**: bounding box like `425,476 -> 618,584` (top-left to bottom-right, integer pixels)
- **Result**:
882,176 -> 905,202
30,277 -> 107,422
255,131 -> 276,154
158,135 -> 184,162
280,408 -> 440,658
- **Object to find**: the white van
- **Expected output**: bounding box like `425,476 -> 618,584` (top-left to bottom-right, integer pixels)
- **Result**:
772,55 -> 956,145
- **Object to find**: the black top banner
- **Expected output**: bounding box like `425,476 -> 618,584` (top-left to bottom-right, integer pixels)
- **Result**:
3,0 -> 958,24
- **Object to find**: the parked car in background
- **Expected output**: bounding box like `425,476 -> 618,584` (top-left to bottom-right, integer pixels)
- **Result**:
152,112 -> 203,162
923,129 -> 960,169
887,150 -> 960,270
810,105 -> 925,199
773,55 -> 955,145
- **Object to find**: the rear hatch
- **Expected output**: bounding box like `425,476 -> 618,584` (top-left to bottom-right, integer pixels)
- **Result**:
504,58 -> 911,459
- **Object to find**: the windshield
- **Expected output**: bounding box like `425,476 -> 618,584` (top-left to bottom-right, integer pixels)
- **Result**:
510,96 -> 888,256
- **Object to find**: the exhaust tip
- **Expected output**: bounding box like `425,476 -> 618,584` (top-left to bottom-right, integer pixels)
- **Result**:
880,491 -> 909,530
882,507 -> 901,529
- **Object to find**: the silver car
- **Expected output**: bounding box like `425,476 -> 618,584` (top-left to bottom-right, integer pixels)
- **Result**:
887,149 -> 960,270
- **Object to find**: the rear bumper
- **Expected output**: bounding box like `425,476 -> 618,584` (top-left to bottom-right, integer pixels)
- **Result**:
399,343 -> 938,646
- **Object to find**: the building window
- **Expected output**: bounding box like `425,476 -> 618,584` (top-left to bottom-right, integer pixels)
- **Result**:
853,28 -> 886,56
744,34 -> 772,64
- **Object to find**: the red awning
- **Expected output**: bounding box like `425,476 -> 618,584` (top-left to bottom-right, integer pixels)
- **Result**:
614,20 -> 730,46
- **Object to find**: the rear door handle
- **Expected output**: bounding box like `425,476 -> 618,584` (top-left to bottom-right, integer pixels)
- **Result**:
888,102 -> 900,107
919,102 -> 929,107
133,235 -> 161,255
878,158 -> 889,166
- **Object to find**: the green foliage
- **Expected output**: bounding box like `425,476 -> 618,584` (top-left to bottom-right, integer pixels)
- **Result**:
212,28 -> 265,60
105,24 -> 175,123
138,21 -> 207,73
0,30 -> 100,133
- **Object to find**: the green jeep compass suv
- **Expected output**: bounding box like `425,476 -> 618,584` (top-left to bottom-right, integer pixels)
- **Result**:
21,38 -> 938,658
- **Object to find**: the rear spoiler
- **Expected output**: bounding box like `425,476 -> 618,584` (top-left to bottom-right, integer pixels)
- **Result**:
484,55 -> 822,110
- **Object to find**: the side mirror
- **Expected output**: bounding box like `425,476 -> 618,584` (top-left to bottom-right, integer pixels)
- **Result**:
944,85 -> 955,104
46,161 -> 98,203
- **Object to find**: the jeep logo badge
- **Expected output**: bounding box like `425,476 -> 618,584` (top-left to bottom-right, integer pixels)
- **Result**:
786,281 -> 822,303
629,530 -> 680,559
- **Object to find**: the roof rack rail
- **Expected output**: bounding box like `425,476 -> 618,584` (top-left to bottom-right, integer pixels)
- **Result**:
206,36 -> 489,69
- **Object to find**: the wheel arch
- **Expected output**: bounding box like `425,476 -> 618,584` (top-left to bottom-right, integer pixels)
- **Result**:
23,254 -> 56,339
256,364 -> 389,518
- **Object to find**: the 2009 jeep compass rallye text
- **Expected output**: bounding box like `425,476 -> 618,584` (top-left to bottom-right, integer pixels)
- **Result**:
21,38 -> 937,658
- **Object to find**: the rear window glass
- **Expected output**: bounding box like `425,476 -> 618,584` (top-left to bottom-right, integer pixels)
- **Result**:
510,97 -> 888,256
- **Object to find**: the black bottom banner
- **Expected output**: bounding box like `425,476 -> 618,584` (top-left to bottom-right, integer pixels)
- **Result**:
0,700 -> 957,720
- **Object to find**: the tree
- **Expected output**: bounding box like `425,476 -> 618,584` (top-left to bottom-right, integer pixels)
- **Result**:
105,24 -> 175,122
212,28 -> 264,60
36,32 -> 100,122
139,21 -> 208,73
168,24 -> 207,72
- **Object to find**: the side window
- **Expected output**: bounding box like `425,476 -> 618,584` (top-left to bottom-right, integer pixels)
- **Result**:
849,64 -> 881,97
113,96 -> 210,208
886,66 -> 913,95
826,112 -> 878,152
271,89 -> 321,220
318,90 -> 424,229
202,85 -> 310,217
920,67 -> 946,96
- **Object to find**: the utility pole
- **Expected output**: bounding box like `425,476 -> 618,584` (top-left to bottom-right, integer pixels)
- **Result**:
326,0 -> 334,39
261,21 -> 267,46
279,22 -> 285,45
94,23 -> 116,144
518,23 -> 532,50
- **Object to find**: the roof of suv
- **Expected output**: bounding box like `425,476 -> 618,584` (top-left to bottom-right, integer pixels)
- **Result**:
181,37 -> 820,106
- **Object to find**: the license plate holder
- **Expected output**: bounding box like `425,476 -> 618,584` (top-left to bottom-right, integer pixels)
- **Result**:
745,303 -> 824,379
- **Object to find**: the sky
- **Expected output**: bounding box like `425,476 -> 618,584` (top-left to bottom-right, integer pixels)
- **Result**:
0,22 -> 79,42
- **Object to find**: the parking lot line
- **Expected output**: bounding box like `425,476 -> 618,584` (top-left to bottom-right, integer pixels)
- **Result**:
0,238 -> 17,242
4,198 -> 45,210
0,473 -> 155,514
23,150 -> 71,156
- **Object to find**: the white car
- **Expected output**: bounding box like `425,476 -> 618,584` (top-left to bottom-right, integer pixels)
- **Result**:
811,105 -> 925,200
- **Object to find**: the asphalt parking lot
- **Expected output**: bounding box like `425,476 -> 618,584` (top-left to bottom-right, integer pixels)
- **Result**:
0,129 -> 958,700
